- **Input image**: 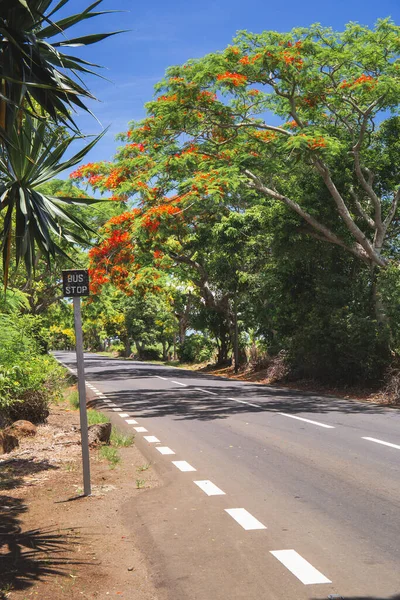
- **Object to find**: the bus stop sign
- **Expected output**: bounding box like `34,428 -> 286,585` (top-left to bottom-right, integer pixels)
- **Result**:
62,270 -> 90,297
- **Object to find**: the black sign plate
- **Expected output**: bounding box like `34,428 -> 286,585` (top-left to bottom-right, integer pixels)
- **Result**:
62,270 -> 90,297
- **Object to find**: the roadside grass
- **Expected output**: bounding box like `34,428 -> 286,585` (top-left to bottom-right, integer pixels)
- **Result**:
111,427 -> 134,447
99,446 -> 120,468
137,463 -> 151,472
87,409 -> 109,425
65,387 -> 79,409
66,402 -> 134,467
136,479 -> 146,489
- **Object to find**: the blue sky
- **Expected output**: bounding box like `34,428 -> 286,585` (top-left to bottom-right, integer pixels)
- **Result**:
57,0 -> 400,172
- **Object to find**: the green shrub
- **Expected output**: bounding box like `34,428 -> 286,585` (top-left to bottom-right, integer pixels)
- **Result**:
178,334 -> 216,363
0,315 -> 65,423
99,446 -> 120,468
87,409 -> 109,425
111,427 -> 134,447
67,390 -> 80,409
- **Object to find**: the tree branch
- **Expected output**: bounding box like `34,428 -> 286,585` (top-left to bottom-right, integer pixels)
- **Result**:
243,168 -> 373,265
350,187 -> 375,229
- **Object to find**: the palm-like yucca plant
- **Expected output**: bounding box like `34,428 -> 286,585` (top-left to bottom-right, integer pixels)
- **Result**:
0,0 -> 122,136
0,0 -> 123,284
0,116 -> 106,282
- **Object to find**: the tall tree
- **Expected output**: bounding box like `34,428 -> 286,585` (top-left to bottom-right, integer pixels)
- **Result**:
77,20 -> 399,325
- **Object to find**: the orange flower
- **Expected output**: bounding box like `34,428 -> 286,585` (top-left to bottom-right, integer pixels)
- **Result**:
217,72 -> 247,86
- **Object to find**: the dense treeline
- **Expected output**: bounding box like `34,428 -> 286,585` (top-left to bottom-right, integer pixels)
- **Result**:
2,16 -> 400,403
66,20 -> 400,388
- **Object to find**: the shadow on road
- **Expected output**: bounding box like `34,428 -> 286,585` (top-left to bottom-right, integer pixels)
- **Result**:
57,353 -> 396,422
89,383 -> 393,422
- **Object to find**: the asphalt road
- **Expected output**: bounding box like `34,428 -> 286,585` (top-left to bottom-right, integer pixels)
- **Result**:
55,351 -> 400,600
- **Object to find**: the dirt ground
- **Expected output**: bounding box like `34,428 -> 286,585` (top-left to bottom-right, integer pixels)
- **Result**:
194,363 -> 399,406
0,398 -> 162,600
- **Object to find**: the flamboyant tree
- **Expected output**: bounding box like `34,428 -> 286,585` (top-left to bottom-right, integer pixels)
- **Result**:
74,19 -> 400,326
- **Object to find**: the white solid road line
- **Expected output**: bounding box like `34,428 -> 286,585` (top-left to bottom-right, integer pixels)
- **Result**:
362,436 -> 400,450
195,388 -> 218,395
225,508 -> 266,530
125,419 -> 138,425
155,375 -> 168,380
278,413 -> 335,429
172,460 -> 196,472
194,480 -> 225,496
171,380 -> 187,386
228,397 -> 261,409
134,426 -> 148,433
118,413 -> 129,418
156,446 -> 175,455
270,550 -> 331,585
144,435 -> 160,443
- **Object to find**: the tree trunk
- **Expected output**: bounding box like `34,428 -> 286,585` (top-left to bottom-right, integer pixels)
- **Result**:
122,335 -> 131,357
371,267 -> 389,328
216,316 -> 232,366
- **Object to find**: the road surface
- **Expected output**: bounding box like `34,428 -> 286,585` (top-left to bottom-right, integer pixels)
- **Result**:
55,351 -> 400,600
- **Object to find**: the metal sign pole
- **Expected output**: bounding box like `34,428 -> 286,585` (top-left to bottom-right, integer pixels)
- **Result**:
73,296 -> 91,496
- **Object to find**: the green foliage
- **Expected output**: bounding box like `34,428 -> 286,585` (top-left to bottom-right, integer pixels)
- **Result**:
0,314 -> 65,422
110,427 -> 134,447
178,333 -> 216,363
99,445 -> 120,468
57,19 -> 400,388
87,409 -> 109,425
0,0 -> 123,137
68,390 -> 80,410
0,117 -> 106,282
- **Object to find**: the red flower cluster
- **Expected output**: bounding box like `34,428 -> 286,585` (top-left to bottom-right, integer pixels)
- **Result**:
340,74 -> 376,89
142,205 -> 181,232
157,94 -> 178,102
127,143 -> 145,152
217,72 -> 247,86
105,168 -> 126,190
254,130 -> 277,142
298,135 -> 327,149
70,162 -> 100,180
239,53 -> 261,65
88,174 -> 103,186
281,51 -> 303,68
197,91 -> 217,101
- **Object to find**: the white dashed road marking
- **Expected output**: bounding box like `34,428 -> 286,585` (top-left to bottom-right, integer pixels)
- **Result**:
143,436 -> 160,443
270,550 -> 331,585
107,403 -> 117,408
134,427 -> 148,433
228,397 -> 261,409
278,413 -> 335,429
196,388 -> 218,395
172,461 -> 196,472
118,413 -> 129,418
225,508 -> 266,530
113,408 -> 122,412
125,419 -> 138,425
155,376 -> 168,381
194,480 -> 225,496
156,446 -> 175,455
362,436 -> 400,450
171,380 -> 187,386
